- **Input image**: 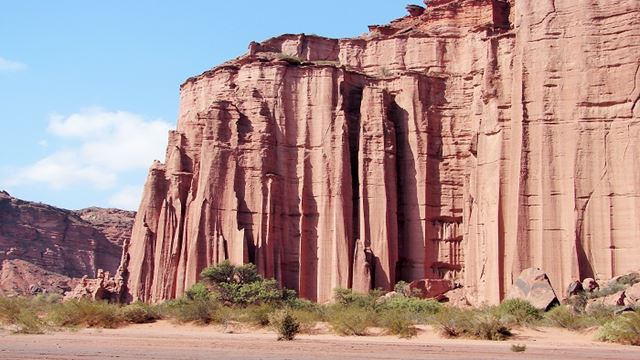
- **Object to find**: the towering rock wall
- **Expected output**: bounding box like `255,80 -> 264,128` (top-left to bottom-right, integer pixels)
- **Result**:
122,0 -> 640,304
465,0 -> 640,304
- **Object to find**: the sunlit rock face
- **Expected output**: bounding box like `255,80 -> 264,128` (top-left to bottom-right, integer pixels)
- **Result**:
121,0 -> 640,304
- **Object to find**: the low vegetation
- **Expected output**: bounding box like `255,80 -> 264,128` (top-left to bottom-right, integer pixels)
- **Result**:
1,264 -> 639,346
596,311 -> 640,346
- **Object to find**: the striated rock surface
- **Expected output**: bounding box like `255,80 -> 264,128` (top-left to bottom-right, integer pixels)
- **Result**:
0,191 -> 133,295
122,0 -> 640,304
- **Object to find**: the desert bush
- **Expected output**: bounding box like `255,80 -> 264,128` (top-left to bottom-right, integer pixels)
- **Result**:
289,308 -> 321,334
378,296 -> 443,316
269,310 -> 300,341
511,344 -> 527,352
327,306 -> 375,336
432,308 -> 473,338
47,299 -> 122,328
496,299 -> 542,325
13,308 -> 45,334
0,297 -> 46,334
200,261 -> 295,306
433,307 -> 512,340
378,310 -> 418,339
119,302 -> 160,324
162,298 -> 223,325
544,305 -> 588,330
596,311 -> 640,346
242,304 -> 276,326
333,288 -> 380,310
393,281 -> 410,296
472,312 -> 512,340
584,304 -> 616,326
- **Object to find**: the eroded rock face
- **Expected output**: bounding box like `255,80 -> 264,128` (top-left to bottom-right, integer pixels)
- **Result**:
0,191 -> 133,295
122,0 -> 640,304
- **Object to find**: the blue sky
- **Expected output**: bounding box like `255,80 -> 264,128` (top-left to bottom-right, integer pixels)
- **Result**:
0,1 -> 409,210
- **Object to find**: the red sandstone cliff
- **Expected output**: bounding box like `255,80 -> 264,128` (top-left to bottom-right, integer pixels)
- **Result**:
122,0 -> 640,304
0,191 -> 134,295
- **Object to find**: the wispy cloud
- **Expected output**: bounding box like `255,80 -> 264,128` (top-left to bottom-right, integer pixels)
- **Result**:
0,56 -> 26,72
3,108 -> 171,208
108,185 -> 143,210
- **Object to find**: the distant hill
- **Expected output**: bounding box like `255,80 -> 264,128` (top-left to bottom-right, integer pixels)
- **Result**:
0,191 -> 134,295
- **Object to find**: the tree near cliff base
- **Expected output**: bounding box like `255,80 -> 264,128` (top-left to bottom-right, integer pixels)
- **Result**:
199,261 -> 295,306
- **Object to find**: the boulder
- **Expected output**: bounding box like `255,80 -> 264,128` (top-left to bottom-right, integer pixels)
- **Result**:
440,287 -> 471,308
606,272 -> 640,288
623,282 -> 640,305
586,290 -> 627,312
506,268 -> 559,311
408,279 -> 452,300
582,278 -> 599,293
566,280 -> 584,297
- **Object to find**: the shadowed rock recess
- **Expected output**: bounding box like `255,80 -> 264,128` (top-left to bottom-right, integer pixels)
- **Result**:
121,0 -> 640,304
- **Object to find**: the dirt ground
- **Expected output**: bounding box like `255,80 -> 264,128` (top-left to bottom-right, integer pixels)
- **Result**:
1,321 -> 639,360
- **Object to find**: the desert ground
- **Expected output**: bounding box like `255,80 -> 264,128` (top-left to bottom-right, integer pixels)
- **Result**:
1,321 -> 639,360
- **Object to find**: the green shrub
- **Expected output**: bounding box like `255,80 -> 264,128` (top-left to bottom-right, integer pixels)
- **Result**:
162,298 -> 222,325
327,306 -> 375,336
596,311 -> 640,346
48,300 -> 122,328
378,310 -> 418,339
200,261 -> 294,306
333,288 -> 380,309
393,281 -> 410,296
544,305 -> 588,330
186,283 -> 211,301
378,296 -> 443,318
269,310 -> 300,341
496,299 -> 542,325
119,302 -> 160,324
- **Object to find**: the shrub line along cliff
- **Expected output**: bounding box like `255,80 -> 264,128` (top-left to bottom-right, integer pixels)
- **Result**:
120,0 -> 640,304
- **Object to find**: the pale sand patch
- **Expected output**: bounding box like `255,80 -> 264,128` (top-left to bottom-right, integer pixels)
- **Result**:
0,321 -> 638,360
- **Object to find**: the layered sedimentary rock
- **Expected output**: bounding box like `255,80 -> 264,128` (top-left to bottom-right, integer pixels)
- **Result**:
122,0 -> 640,304
0,191 -> 133,294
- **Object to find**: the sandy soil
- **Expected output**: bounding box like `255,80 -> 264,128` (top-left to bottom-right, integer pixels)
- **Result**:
0,321 -> 639,360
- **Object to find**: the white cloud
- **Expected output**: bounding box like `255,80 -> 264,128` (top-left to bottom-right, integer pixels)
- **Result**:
0,57 -> 26,72
109,185 -> 143,210
4,108 -> 172,193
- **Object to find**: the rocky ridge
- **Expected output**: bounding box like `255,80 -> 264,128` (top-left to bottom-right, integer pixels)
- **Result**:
0,191 -> 134,295
121,0 -> 640,304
